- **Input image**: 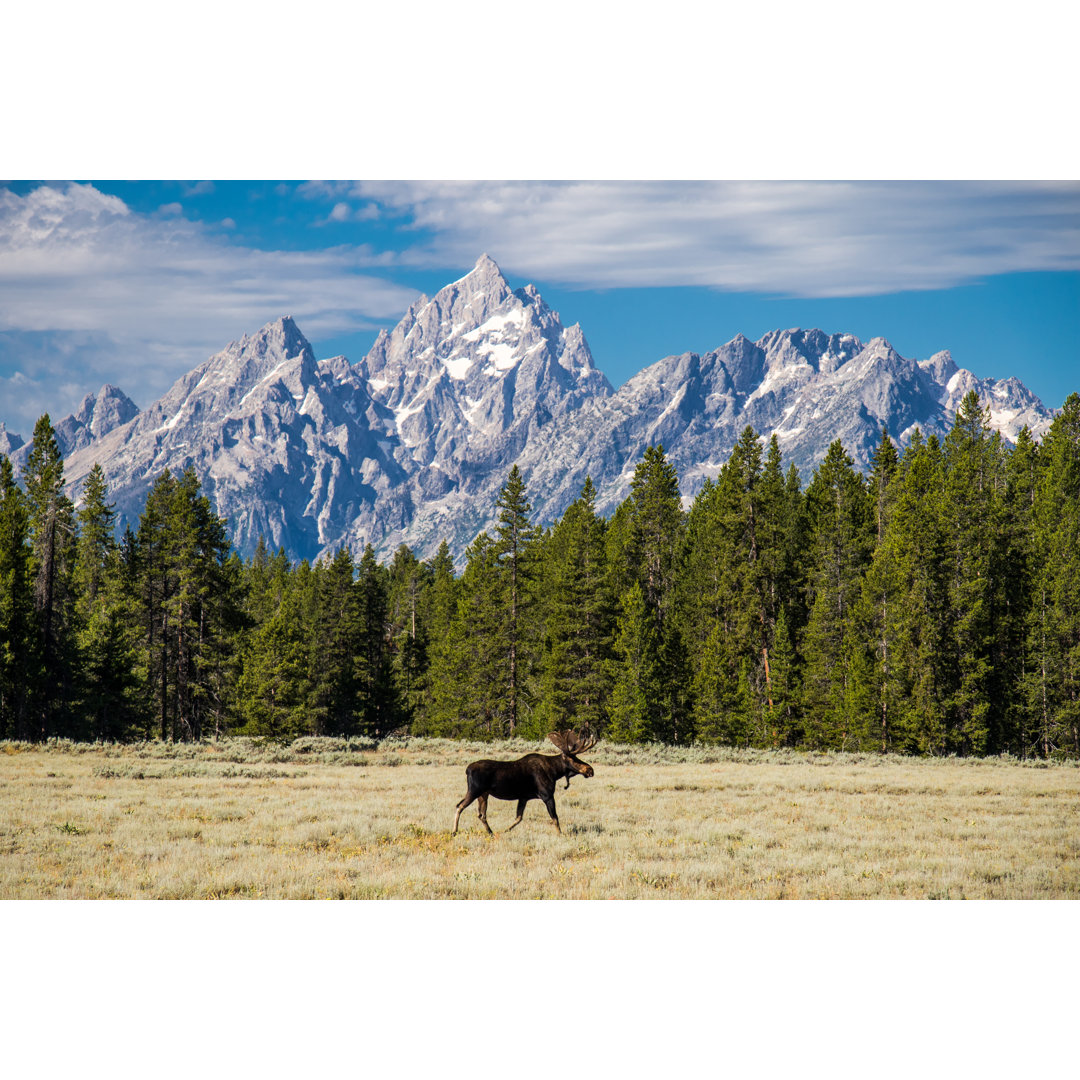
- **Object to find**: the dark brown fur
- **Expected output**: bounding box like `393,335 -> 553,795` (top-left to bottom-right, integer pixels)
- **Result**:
452,730 -> 597,835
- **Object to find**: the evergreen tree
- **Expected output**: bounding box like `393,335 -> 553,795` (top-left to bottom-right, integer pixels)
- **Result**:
996,427 -> 1039,753
607,583 -> 664,743
493,465 -> 539,735
415,541 -> 462,736
681,428 -> 794,746
431,532 -> 505,737
603,497 -> 637,605
23,415 -> 77,738
799,440 -> 873,749
167,469 -> 236,740
941,391 -> 998,753
691,621 -> 745,745
1025,394 -> 1080,756
357,544 -> 401,736
766,605 -> 801,747
387,543 -> 431,730
311,547 -> 363,736
629,445 -> 684,626
869,426 -> 900,544
236,578 -> 314,739
136,470 -> 177,740
133,468 -> 238,741
536,477 -> 614,735
882,433 -> 954,753
73,464 -> 139,740
626,445 -> 690,740
0,456 -> 34,740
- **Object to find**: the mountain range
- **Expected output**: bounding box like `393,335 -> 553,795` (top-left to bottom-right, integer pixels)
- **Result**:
4,255 -> 1056,563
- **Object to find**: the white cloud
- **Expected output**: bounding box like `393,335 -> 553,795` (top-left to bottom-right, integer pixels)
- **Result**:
353,181 -> 1080,298
0,183 -> 419,434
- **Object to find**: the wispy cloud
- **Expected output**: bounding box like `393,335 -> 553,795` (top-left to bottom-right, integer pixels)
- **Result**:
348,180 -> 1080,297
0,183 -> 419,433
180,180 -> 215,197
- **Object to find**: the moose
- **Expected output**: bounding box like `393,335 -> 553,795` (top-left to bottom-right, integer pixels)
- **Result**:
452,729 -> 598,836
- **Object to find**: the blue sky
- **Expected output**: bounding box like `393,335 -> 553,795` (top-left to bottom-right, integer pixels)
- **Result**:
1,180 -> 1077,437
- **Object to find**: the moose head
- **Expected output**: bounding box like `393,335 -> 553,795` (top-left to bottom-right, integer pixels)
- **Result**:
548,728 -> 598,781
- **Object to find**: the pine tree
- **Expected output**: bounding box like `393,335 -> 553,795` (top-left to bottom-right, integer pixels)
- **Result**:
387,543 -> 431,730
691,621 -> 743,744
357,544 -> 401,736
886,433 -> 954,753
607,583 -> 664,743
799,440 -> 874,749
135,470 -> 175,738
417,541 -> 465,736
132,469 -> 239,741
869,428 -> 899,538
681,427 -> 796,746
168,469 -> 236,740
629,445 -> 684,626
536,477 -> 614,735
311,547 -> 363,736
603,497 -> 637,605
436,531 -> 506,737
494,466 -> 539,736
0,456 -> 34,740
766,605 -> 801,747
73,464 -> 139,740
997,427 -> 1039,753
236,578 -> 314,739
1025,394 -> 1080,757
625,445 -> 689,741
23,415 -> 77,738
942,391 -> 998,753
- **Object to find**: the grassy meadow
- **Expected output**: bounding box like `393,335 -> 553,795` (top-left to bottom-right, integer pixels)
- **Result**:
1,737 -> 1077,899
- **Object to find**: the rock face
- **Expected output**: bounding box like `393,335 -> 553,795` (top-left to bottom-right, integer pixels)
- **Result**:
30,256 -> 1056,564
338,254 -> 613,558
62,316 -> 412,556
0,422 -> 23,458
54,385 -> 139,457
7,384 -> 138,473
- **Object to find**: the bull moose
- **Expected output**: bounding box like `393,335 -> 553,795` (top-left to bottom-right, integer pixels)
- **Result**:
452,729 -> 598,836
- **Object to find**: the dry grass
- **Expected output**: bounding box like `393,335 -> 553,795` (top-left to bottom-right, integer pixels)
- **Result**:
1,737 -> 1077,898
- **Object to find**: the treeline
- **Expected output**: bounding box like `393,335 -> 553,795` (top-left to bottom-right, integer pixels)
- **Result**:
2,391 -> 1078,756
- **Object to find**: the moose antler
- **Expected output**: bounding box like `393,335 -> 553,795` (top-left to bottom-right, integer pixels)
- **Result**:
548,729 -> 597,756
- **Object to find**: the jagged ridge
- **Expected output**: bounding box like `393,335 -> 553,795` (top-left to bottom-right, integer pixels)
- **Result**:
18,256 -> 1055,564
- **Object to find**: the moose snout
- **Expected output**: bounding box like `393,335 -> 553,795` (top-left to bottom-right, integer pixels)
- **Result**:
582,764 -> 595,778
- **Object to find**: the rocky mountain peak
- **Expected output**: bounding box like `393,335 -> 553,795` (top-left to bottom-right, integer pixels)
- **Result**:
362,258 -> 611,466
428,253 -> 513,329
0,422 -> 24,457
236,315 -> 313,368
55,384 -> 139,456
920,349 -> 959,384
758,328 -> 863,376
6,384 -> 139,466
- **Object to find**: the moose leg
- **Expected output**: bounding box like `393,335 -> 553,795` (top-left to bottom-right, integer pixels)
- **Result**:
505,799 -> 528,833
477,795 -> 493,835
452,792 -> 476,836
542,795 -> 561,834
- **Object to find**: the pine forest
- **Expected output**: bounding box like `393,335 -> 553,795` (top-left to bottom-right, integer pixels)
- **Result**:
2,390 -> 1078,759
